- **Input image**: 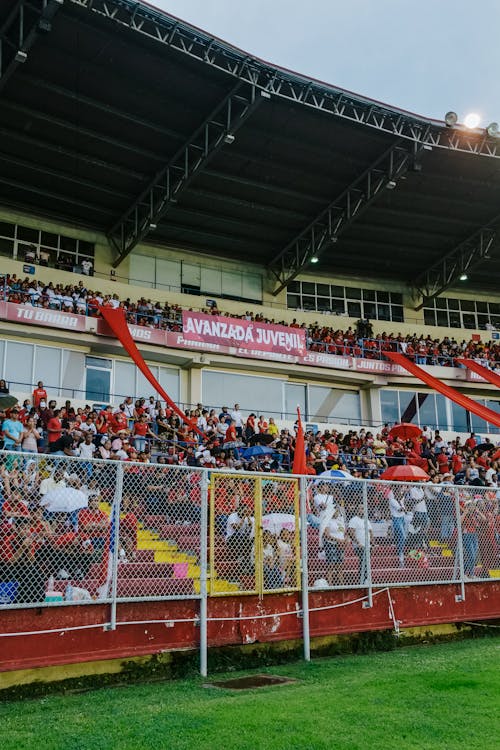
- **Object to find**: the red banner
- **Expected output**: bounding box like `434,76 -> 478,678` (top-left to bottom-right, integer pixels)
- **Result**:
181,311 -> 307,356
2,301 -> 86,331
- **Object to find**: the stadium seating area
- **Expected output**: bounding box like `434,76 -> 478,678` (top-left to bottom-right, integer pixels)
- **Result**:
2,272 -> 500,366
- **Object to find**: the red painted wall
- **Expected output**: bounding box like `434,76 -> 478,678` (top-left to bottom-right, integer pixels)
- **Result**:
1,583 -> 499,673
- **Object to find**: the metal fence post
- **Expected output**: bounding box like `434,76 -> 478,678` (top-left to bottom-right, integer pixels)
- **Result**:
299,476 -> 311,662
363,480 -> 373,608
199,469 -> 209,677
453,489 -> 466,602
109,461 -> 123,631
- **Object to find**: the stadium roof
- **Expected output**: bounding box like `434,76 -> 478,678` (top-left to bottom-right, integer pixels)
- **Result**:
1,0 -> 500,304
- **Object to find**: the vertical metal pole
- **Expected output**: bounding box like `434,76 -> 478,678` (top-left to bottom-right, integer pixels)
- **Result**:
454,489 -> 466,602
109,461 -> 123,631
199,469 -> 209,677
363,480 -> 373,608
299,476 -> 311,662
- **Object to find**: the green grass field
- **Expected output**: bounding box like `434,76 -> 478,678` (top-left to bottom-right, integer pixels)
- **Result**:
1,638 -> 498,750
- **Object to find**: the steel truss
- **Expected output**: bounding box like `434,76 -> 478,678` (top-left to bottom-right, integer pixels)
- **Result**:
108,83 -> 267,266
268,140 -> 424,295
70,0 -> 500,159
411,223 -> 500,310
0,0 -> 61,92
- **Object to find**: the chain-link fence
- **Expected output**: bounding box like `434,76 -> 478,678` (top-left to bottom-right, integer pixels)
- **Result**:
0,450 -> 498,610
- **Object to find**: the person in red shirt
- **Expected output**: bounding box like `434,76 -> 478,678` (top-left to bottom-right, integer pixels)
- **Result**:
132,413 -> 155,452
32,381 -> 47,408
78,495 -> 109,551
47,409 -> 62,449
109,408 -> 128,435
436,448 -> 450,474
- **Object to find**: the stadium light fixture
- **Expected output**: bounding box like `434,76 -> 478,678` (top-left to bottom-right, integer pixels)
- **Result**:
149,222 -> 157,230
464,112 -> 481,129
223,133 -> 235,144
486,122 -> 499,137
386,180 -> 397,190
459,273 -> 468,281
444,111 -> 458,127
15,50 -> 28,63
310,255 -> 319,264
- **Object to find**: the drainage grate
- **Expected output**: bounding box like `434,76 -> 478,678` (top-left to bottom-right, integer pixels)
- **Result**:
206,674 -> 297,690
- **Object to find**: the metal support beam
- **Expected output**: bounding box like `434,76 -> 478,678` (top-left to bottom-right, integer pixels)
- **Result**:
70,0 -> 500,159
108,83 -> 268,267
0,0 -> 62,93
410,222 -> 500,310
268,140 -> 425,295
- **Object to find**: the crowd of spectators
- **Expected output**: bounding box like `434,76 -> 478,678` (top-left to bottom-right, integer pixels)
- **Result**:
2,273 -> 500,367
2,380 -> 500,485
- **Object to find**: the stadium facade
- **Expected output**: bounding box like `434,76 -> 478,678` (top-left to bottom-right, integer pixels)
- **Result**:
1,0 -> 500,685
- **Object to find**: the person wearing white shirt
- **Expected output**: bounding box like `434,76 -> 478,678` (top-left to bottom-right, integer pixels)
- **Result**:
348,503 -> 373,584
230,404 -> 244,438
389,489 -> 407,567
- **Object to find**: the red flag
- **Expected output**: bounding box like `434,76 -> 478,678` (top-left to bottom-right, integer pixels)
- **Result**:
99,306 -> 204,437
292,407 -> 307,475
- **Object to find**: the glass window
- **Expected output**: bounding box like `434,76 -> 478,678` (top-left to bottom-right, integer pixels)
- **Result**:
347,301 -> 361,318
202,371 -> 282,417
114,361 -> 137,402
399,391 -> 417,423
391,306 -> 404,323
390,292 -> 403,305
380,390 -> 399,425
158,367 -> 180,403
449,311 -> 461,328
331,299 -> 346,314
86,369 -> 110,403
61,350 -> 85,398
330,285 -> 344,298
287,294 -> 301,309
85,356 -> 112,369
288,281 -> 300,293
363,302 -> 376,319
460,299 -> 475,312
447,298 -> 459,310
417,393 -> 437,429
0,238 -> 14,255
316,283 -> 330,296
462,314 -> 476,329
377,291 -> 389,303
362,289 -> 376,301
476,301 -> 488,313
435,297 -> 447,309
316,297 -> 331,311
377,304 -> 390,321
301,282 -> 315,295
302,295 -> 316,311
78,240 -> 95,257
0,222 -> 15,237
489,303 -> 500,315
424,309 -> 436,326
451,402 -> 469,432
284,383 -> 306,420
346,287 -> 361,300
477,315 -> 489,330
435,394 -> 448,431
34,346 -> 61,392
17,226 -> 39,243
60,236 -> 77,253
40,231 -> 58,248
436,310 -> 449,327
5,342 -> 33,389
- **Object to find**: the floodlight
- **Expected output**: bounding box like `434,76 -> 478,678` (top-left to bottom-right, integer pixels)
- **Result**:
459,273 -> 468,281
464,113 -> 481,129
149,222 -> 157,230
386,180 -> 397,190
14,50 -> 27,63
444,111 -> 458,127
223,134 -> 235,145
486,122 -> 499,137
310,255 -> 319,264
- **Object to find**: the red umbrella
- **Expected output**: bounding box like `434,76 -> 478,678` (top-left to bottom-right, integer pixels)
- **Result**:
379,465 -> 429,482
388,423 -> 422,441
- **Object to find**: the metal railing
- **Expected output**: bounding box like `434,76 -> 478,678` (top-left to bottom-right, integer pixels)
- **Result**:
0,451 -> 498,671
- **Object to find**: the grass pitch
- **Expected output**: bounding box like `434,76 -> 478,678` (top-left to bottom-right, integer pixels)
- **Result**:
1,638 -> 498,750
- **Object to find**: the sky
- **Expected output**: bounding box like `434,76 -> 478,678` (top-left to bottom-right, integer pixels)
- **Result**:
148,0 -> 500,126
